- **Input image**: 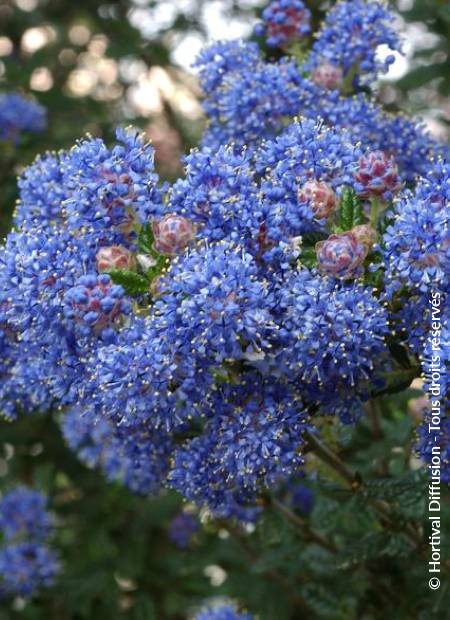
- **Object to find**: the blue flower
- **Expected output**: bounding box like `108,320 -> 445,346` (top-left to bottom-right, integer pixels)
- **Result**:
254,0 -> 311,48
61,405 -> 173,495
194,604 -> 252,620
62,128 -> 163,248
277,269 -> 389,421
63,274 -> 132,341
167,146 -> 260,247
0,93 -> 46,142
0,543 -> 60,599
382,161 -> 450,297
305,0 -> 402,85
14,151 -> 68,229
169,379 -> 310,519
0,487 -> 53,543
195,41 -> 310,149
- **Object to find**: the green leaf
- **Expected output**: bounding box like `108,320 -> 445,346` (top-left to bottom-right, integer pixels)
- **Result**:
138,223 -> 156,256
372,367 -> 421,397
108,269 -> 149,296
298,248 -> 318,269
339,187 -> 364,230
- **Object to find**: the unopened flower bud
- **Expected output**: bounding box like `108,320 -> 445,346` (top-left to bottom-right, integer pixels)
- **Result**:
96,246 -> 136,273
152,215 -> 195,256
312,63 -> 343,90
355,151 -> 401,200
351,225 -> 377,253
298,180 -> 337,220
316,231 -> 366,279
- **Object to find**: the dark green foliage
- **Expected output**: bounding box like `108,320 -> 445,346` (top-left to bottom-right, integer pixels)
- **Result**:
108,269 -> 150,296
338,187 -> 364,231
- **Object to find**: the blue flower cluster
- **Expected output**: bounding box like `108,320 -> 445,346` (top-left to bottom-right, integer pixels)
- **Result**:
0,93 -> 46,143
277,271 -> 389,422
306,0 -> 401,84
61,405 -> 173,495
0,0 -> 447,520
254,0 -> 311,48
196,41 -> 311,149
382,161 -> 449,363
0,487 -> 60,599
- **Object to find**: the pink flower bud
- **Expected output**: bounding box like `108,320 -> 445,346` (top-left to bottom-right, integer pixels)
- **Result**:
355,151 -> 401,200
298,180 -> 337,220
316,231 -> 367,279
152,215 -> 195,256
312,63 -> 344,90
96,246 -> 136,273
351,225 -> 377,253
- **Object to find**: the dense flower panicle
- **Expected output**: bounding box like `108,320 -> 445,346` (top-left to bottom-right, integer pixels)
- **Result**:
257,119 -> 362,250
317,93 -> 446,182
167,146 -> 261,246
0,226 -> 93,336
306,0 -> 401,84
316,232 -> 367,280
78,317 -> 191,430
0,487 -> 53,543
254,0 -> 311,48
1,0 -> 448,522
169,381 -> 309,518
196,40 -> 311,149
0,543 -> 60,599
354,151 -> 401,200
0,487 -> 59,599
193,41 -> 261,95
63,274 -> 132,341
382,162 -> 450,297
200,59 -> 445,182
14,151 -> 67,229
168,512 -> 199,549
155,241 -> 276,366
61,406 -> 173,494
194,604 -> 252,620
0,93 -> 46,142
278,270 -> 389,420
62,128 -> 163,248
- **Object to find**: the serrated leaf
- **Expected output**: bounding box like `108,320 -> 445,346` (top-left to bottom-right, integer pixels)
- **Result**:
339,187 -> 364,230
108,269 -> 149,296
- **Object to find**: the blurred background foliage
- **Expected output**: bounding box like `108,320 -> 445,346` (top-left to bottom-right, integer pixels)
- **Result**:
0,1 -> 449,618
